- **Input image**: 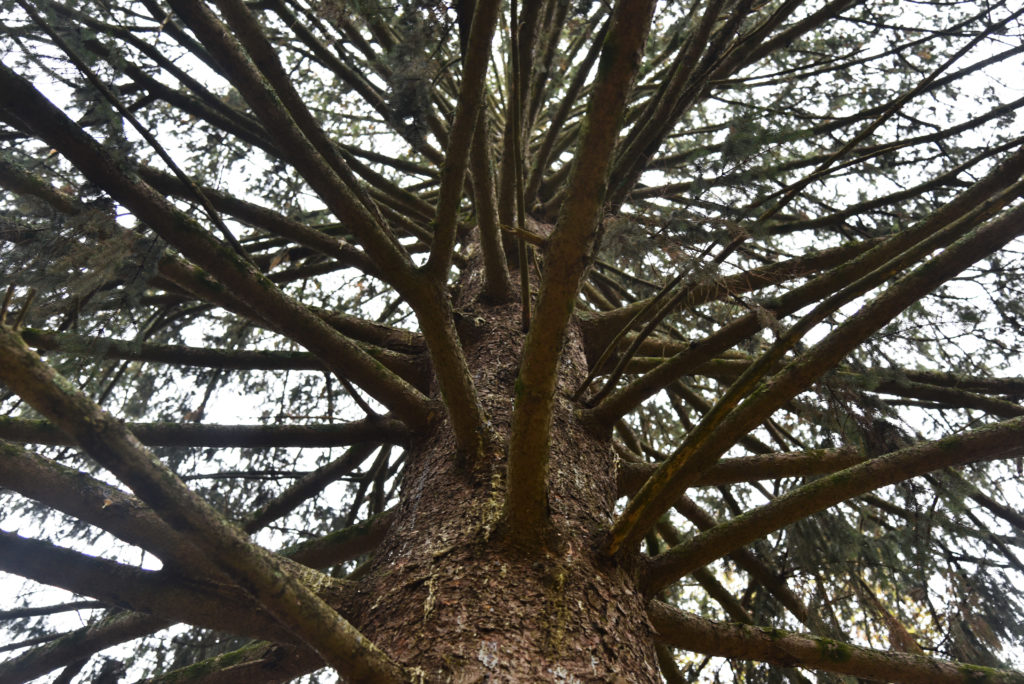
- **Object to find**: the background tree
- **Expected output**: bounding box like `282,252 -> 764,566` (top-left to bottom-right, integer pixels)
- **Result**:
1,0 -> 1024,680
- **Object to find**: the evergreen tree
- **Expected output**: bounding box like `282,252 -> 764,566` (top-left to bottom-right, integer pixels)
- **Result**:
2,0 -> 1024,680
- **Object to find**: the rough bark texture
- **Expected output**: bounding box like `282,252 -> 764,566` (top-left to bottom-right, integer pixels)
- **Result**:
354,249 -> 659,681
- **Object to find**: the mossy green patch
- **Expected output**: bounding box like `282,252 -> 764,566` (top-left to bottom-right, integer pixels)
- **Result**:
813,636 -> 853,662
153,642 -> 267,682
957,662 -> 1003,682
542,563 -> 569,655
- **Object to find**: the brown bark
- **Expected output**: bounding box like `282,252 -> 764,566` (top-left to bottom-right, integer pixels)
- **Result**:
353,255 -> 660,681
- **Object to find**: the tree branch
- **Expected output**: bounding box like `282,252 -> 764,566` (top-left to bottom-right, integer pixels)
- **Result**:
645,415 -> 1024,594
0,441 -> 215,574
504,0 -> 656,550
470,108 -> 513,301
0,531 -> 292,644
20,328 -> 428,390
0,612 -> 169,684
578,237 -> 881,363
243,443 -> 380,532
425,0 -> 500,279
0,325 -> 407,682
136,166 -> 379,276
648,601 -> 1024,684
617,446 -> 863,493
144,642 -> 321,684
283,507 -> 396,569
0,62 -> 434,430
586,144 -> 1024,425
0,416 -> 407,448
605,201 -> 1024,555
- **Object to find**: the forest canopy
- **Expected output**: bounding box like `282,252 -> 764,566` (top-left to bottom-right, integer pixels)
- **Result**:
1,0 -> 1024,681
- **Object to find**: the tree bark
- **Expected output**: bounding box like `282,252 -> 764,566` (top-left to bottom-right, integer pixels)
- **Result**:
353,255 -> 660,681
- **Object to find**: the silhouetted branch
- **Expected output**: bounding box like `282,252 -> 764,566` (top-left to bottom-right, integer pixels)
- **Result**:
646,414 -> 1024,593
617,446 -> 862,493
0,416 -> 407,448
0,325 -> 407,682
606,200 -> 1024,555
0,612 -> 169,684
648,601 -> 1024,684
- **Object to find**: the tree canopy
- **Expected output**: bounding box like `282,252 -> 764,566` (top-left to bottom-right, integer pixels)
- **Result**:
1,0 -> 1024,681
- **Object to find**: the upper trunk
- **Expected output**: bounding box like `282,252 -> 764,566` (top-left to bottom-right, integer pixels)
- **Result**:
353,252 -> 660,681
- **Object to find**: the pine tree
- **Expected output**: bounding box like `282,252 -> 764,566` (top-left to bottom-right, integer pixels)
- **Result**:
2,0 -> 1024,681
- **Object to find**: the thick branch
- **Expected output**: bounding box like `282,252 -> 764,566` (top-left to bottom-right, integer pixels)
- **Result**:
0,441 -> 214,574
645,415 -> 1024,593
605,201 -> 1024,554
504,0 -> 656,549
0,612 -> 168,684
617,446 -> 862,493
0,531 -> 292,644
0,62 -> 433,429
425,0 -> 500,278
0,416 -> 406,448
284,508 -> 396,569
0,326 -> 407,682
470,109 -> 513,301
648,601 -> 1024,684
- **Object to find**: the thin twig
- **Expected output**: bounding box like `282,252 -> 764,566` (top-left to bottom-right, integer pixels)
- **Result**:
13,289 -> 36,330
1,284 -> 15,324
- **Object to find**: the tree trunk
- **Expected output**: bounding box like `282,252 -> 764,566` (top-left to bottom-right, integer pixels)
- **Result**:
355,254 -> 660,681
